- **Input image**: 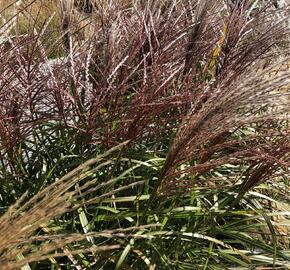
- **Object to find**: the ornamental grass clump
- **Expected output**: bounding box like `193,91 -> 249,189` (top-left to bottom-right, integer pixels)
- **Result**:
0,0 -> 289,269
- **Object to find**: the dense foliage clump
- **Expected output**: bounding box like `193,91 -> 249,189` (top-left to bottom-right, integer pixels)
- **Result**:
0,0 -> 289,269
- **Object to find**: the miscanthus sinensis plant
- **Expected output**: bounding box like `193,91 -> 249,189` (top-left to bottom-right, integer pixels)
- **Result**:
0,0 -> 289,269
